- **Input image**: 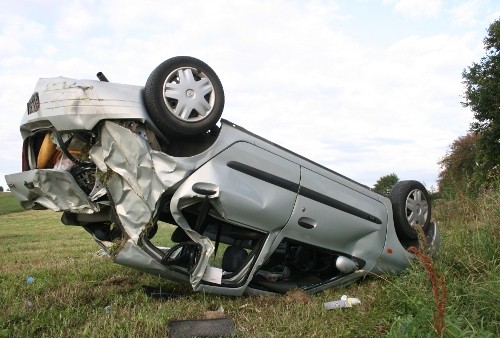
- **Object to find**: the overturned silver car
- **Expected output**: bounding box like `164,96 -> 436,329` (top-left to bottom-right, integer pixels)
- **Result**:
6,57 -> 439,296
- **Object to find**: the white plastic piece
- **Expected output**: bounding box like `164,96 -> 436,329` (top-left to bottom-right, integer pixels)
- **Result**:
202,266 -> 223,285
324,295 -> 361,310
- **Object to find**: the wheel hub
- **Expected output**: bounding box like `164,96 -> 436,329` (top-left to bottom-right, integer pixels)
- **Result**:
406,189 -> 429,226
162,67 -> 215,123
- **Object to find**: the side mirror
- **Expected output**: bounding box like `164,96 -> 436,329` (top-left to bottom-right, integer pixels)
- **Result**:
336,256 -> 358,274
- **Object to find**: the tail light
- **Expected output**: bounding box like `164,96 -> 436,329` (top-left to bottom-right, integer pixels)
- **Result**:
22,138 -> 31,171
22,130 -> 52,171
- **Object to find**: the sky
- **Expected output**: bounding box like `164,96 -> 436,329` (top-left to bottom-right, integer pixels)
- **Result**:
1,0 -> 499,192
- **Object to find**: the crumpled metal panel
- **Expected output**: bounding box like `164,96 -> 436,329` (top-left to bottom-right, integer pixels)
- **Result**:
89,121 -> 218,289
5,169 -> 98,213
169,184 -> 217,289
89,121 -> 188,242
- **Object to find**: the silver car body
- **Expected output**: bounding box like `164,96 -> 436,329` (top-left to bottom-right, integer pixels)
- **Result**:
6,77 -> 439,296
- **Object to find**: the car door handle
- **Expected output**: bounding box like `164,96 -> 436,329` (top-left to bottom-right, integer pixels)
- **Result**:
298,217 -> 317,229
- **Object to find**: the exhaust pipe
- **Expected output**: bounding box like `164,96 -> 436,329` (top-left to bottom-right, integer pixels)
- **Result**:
96,72 -> 109,82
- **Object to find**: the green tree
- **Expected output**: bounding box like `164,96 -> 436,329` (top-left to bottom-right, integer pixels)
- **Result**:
462,18 -> 500,185
373,173 -> 399,195
437,133 -> 480,196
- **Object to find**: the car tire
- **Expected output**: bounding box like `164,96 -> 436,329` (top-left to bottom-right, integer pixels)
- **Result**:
389,180 -> 431,239
144,56 -> 224,138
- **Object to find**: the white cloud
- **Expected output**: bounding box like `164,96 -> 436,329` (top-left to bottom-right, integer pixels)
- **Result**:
0,16 -> 46,57
450,0 -> 486,26
53,1 -> 99,41
384,0 -> 443,18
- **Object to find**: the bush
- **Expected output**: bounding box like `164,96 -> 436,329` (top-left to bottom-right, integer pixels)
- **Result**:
374,173 -> 399,195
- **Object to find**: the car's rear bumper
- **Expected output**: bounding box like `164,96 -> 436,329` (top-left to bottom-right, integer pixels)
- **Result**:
373,220 -> 440,274
19,77 -> 159,139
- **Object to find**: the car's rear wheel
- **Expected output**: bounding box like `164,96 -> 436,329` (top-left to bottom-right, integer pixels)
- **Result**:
389,180 -> 431,239
144,56 -> 224,138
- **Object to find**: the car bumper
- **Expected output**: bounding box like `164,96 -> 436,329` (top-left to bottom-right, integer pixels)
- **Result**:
19,77 -> 159,139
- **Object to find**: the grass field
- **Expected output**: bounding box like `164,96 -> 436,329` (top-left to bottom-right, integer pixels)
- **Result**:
0,192 -> 26,216
0,191 -> 498,337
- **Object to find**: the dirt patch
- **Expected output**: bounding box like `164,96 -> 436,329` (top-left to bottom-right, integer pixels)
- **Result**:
283,289 -> 312,304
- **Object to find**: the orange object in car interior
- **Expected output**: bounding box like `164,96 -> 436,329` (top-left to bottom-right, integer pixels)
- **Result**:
37,132 -> 57,168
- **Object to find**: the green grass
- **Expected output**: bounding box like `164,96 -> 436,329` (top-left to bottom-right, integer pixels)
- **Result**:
0,190 -> 498,337
0,192 -> 26,215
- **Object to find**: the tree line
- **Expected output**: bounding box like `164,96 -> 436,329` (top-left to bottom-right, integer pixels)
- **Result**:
375,19 -> 500,197
439,18 -> 500,196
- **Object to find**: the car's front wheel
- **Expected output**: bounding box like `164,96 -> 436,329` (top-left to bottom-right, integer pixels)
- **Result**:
389,180 -> 431,239
144,56 -> 224,138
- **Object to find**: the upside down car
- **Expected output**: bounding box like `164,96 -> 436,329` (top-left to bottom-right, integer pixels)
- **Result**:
5,56 -> 439,295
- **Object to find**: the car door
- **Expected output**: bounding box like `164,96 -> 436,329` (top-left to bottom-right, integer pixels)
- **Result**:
184,141 -> 301,232
277,167 -> 388,263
